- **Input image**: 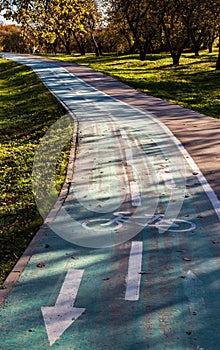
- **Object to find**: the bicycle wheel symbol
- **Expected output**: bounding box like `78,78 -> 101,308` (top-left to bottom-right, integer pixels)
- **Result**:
82,213 -> 196,233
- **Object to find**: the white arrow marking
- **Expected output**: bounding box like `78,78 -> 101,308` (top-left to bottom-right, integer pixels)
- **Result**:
41,269 -> 85,346
125,241 -> 143,301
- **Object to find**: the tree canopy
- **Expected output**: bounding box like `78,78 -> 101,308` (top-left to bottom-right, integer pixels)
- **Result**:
1,0 -> 220,67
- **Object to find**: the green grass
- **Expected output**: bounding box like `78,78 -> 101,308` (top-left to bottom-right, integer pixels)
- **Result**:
42,50 -> 220,119
0,58 -> 70,284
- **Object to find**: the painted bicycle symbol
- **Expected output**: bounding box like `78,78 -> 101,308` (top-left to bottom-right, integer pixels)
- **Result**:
82,212 -> 196,233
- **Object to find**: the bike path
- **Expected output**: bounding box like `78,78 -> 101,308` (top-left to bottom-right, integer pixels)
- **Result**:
1,54 -> 220,350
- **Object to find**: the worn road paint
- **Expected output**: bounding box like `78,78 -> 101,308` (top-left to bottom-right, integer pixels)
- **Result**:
158,169 -> 176,189
41,269 -> 85,346
119,129 -> 127,139
125,148 -> 134,166
125,241 -> 143,301
130,181 -> 142,207
108,91 -> 220,223
184,270 -> 204,313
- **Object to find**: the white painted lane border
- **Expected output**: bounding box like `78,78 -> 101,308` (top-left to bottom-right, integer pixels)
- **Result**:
125,241 -> 143,301
130,181 -> 142,207
179,145 -> 220,221
56,63 -> 220,222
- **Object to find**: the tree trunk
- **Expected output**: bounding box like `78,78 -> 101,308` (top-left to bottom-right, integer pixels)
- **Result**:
98,42 -> 103,56
190,32 -> 199,56
53,44 -> 57,55
171,53 -> 180,66
65,41 -> 71,55
73,34 -> 85,55
190,27 -> 206,57
79,44 -> 85,56
139,40 -> 151,61
162,22 -> 186,66
62,28 -> 72,55
139,50 -> 146,61
194,48 -> 199,57
216,55 -> 220,70
216,36 -> 220,70
91,33 -> 101,57
125,34 -> 135,54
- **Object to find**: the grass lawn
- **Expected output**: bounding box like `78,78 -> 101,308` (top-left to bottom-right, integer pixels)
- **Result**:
0,58 -> 70,284
42,50 -> 220,119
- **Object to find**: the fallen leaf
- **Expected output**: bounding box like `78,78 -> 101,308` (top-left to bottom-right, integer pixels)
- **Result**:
197,214 -> 203,218
182,257 -> 191,261
192,311 -> 198,315
37,262 -> 45,268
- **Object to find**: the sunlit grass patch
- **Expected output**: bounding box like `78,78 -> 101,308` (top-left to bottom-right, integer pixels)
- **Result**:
43,50 -> 220,119
0,58 -> 70,284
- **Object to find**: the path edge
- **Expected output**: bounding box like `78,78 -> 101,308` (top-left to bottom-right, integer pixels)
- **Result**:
0,66 -> 79,305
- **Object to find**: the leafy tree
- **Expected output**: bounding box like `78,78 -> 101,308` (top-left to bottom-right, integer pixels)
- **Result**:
177,0 -> 219,56
83,0 -> 103,56
1,0 -> 101,55
108,0 -> 161,60
160,0 -> 189,65
104,8 -> 135,54
217,29 -> 220,70
0,24 -> 27,52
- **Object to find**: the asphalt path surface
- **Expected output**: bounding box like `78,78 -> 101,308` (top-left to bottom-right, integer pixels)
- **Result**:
1,54 -> 220,350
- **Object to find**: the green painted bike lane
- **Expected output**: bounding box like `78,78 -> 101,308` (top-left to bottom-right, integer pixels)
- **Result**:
1,55 -> 220,349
